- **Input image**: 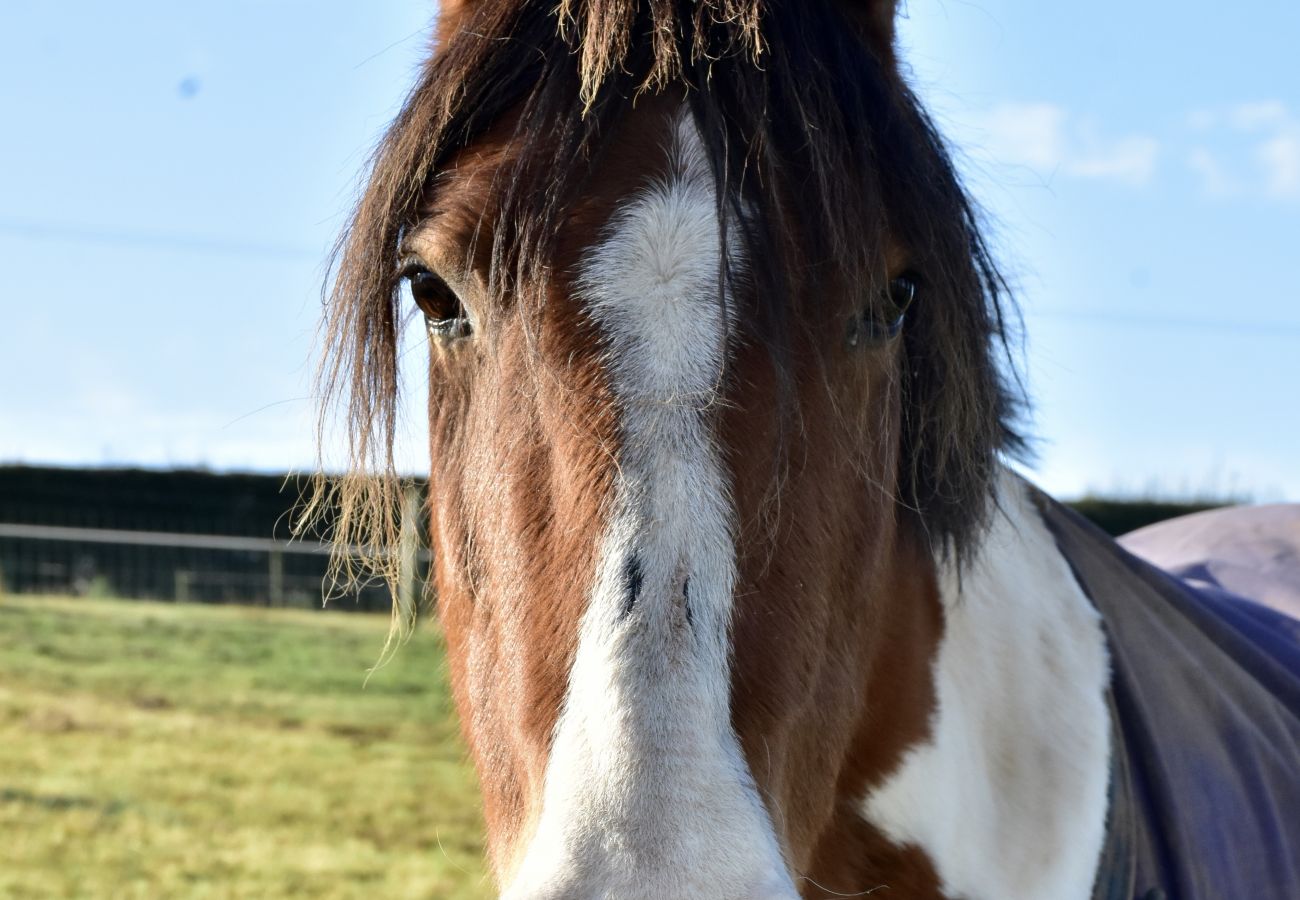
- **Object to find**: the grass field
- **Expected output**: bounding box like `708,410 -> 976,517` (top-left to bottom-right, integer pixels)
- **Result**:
0,594 -> 491,899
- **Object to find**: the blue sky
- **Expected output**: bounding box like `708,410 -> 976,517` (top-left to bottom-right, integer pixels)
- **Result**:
1,1 -> 1297,501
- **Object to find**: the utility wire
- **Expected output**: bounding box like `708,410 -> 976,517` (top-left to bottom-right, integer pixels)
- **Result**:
1030,308 -> 1300,338
0,217 -> 323,262
4,217 -> 1299,338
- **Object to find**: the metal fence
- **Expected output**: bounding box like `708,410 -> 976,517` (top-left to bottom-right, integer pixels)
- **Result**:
0,521 -> 428,613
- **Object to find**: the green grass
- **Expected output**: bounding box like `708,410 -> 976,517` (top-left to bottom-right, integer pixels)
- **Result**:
0,594 -> 491,899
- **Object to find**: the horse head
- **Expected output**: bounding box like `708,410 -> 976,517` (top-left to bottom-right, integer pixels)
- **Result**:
314,2 -> 1124,897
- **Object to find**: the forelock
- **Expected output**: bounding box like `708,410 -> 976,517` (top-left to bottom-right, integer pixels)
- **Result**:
313,0 -> 1028,586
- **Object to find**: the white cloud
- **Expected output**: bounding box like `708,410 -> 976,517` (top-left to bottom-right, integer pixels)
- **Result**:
971,99 -> 1300,200
1231,100 -> 1290,130
1187,101 -> 1300,201
971,102 -> 1161,187
1066,136 -> 1161,186
1257,129 -> 1300,199
978,102 -> 1068,171
1187,148 -> 1240,197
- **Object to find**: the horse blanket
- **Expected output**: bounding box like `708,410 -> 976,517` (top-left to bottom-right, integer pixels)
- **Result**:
1034,495 -> 1300,900
1122,504 -> 1300,621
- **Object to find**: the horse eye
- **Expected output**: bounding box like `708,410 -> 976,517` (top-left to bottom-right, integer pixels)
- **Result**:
847,272 -> 920,348
402,265 -> 471,339
886,273 -> 918,318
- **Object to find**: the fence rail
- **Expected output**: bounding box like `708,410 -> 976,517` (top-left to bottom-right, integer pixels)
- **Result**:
0,523 -> 333,555
0,520 -> 429,612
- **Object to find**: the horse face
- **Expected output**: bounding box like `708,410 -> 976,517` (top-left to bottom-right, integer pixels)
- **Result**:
409,82 -> 944,894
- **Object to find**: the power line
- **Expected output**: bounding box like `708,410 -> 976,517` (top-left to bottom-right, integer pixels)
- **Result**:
3,217 -> 1297,338
0,217 -> 324,262
1029,308 -> 1300,337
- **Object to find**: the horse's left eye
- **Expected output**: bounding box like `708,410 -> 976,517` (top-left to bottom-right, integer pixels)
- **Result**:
402,265 -> 471,339
848,272 -> 920,348
886,273 -> 918,319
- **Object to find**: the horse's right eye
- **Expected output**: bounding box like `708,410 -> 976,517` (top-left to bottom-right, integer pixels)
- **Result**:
401,264 -> 471,339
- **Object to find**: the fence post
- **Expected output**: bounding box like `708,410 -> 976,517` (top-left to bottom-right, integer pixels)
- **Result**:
174,569 -> 191,603
268,549 -> 284,608
397,486 -> 422,624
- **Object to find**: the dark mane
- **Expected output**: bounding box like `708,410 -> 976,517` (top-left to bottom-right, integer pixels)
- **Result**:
313,0 -> 1026,581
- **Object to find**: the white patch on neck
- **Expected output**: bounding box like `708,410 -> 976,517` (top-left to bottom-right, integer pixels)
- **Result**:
501,113 -> 798,900
861,470 -> 1111,900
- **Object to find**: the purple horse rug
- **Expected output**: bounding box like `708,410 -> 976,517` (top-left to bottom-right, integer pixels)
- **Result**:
1122,503 -> 1300,622
1034,495 -> 1300,900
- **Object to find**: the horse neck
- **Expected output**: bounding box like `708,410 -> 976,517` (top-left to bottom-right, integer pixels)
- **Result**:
862,469 -> 1113,900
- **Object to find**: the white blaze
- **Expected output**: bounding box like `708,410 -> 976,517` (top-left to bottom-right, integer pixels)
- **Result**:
501,114 -> 796,899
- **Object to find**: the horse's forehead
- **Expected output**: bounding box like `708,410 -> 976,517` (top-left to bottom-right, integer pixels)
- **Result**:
408,93 -> 684,287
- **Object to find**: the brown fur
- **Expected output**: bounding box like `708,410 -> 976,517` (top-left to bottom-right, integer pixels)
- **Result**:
413,93 -> 683,873
417,95 -> 952,891
312,0 -> 1027,895
720,247 -> 947,894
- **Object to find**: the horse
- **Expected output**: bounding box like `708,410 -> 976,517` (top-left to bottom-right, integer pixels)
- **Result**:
311,1 -> 1300,897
